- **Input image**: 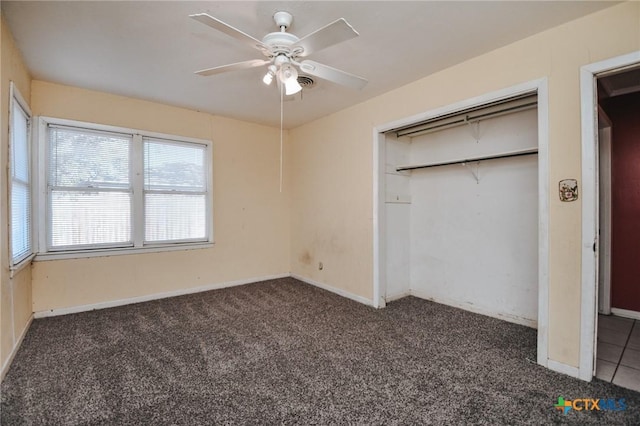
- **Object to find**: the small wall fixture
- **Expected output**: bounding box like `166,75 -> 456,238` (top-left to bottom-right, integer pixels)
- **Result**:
559,179 -> 578,202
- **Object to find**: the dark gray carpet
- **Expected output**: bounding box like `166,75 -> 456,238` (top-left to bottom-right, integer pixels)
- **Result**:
2,277 -> 639,425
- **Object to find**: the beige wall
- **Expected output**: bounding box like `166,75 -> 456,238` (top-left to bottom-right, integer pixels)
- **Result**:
30,81 -> 291,312
290,2 -> 640,367
1,15 -> 33,373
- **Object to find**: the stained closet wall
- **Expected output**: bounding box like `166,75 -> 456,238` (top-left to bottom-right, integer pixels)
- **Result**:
386,106 -> 539,327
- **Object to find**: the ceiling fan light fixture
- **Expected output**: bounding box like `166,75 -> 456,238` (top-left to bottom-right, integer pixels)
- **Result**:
262,65 -> 276,85
285,78 -> 303,95
279,63 -> 302,95
279,63 -> 296,82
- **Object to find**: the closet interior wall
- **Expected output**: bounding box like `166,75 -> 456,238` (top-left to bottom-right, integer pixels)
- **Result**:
384,105 -> 539,327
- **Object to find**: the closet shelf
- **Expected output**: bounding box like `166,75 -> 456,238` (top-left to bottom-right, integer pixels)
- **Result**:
395,147 -> 538,172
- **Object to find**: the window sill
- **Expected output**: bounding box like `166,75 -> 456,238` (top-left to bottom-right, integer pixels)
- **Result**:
10,254 -> 36,278
34,242 -> 214,262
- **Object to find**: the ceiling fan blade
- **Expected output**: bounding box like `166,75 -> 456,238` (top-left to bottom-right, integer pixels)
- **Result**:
293,18 -> 359,57
298,60 -> 367,90
195,59 -> 270,77
190,13 -> 266,51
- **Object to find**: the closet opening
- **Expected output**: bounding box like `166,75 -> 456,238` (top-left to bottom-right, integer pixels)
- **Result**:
374,81 -> 549,369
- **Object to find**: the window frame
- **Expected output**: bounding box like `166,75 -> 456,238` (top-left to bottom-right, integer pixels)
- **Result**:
36,116 -> 214,260
142,136 -> 210,245
8,82 -> 34,274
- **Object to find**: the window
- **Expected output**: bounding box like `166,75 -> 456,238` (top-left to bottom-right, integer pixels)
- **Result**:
143,138 -> 207,243
41,118 -> 212,257
48,126 -> 132,249
9,83 -> 33,266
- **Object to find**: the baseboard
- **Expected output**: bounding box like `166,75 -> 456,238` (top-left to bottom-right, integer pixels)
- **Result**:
34,273 -> 290,318
385,292 -> 411,302
409,288 -> 538,329
291,274 -> 373,307
1,314 -> 33,382
611,308 -> 640,321
547,359 -> 581,379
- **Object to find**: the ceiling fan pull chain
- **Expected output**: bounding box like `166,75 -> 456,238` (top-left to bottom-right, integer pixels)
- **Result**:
280,78 -> 284,193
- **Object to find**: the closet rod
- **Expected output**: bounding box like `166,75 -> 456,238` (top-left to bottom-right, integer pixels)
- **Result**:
395,147 -> 538,172
395,101 -> 537,138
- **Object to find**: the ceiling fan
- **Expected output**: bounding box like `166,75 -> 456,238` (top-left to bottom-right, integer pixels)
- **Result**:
190,11 -> 368,95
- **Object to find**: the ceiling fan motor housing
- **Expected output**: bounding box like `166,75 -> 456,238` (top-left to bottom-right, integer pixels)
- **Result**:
261,12 -> 306,58
262,31 -> 300,56
273,11 -> 293,29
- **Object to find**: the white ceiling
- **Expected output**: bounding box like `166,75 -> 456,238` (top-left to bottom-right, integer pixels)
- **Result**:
2,1 -> 616,128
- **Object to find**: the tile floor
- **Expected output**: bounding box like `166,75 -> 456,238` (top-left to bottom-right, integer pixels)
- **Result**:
596,314 -> 640,392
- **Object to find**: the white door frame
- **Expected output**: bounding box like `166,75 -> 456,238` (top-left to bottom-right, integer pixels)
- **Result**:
372,128 -> 387,309
372,78 -> 550,368
580,50 -> 640,381
598,108 -> 612,316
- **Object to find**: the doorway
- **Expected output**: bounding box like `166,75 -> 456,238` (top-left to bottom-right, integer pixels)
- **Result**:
593,68 -> 640,390
598,75 -> 640,317
581,50 -> 640,384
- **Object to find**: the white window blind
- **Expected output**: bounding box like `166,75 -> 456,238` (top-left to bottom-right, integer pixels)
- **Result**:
143,138 -> 207,243
41,118 -> 213,257
48,126 -> 133,249
10,95 -> 32,264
